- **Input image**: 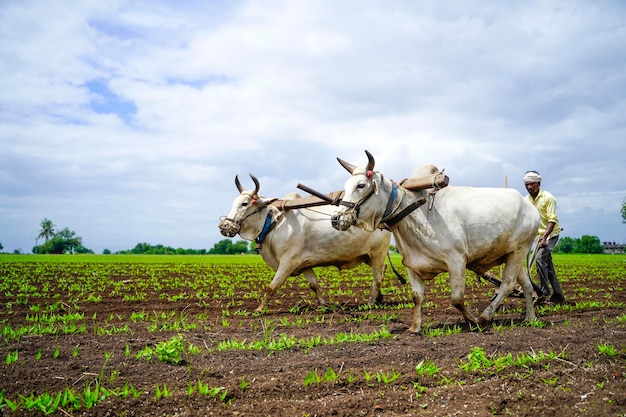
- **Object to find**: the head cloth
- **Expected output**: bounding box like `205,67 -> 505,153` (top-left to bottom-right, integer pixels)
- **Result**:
523,171 -> 542,183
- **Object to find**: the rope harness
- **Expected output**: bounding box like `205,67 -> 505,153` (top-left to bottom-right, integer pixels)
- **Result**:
218,192 -> 278,242
338,172 -> 444,230
379,183 -> 427,228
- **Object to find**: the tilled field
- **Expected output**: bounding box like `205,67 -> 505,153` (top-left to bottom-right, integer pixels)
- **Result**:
0,254 -> 624,416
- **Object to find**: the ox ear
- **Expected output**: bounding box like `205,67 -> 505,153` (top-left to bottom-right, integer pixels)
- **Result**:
337,157 -> 357,174
256,197 -> 277,206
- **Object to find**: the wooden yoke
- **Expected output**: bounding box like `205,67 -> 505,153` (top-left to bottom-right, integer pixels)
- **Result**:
270,191 -> 344,211
399,172 -> 449,191
270,172 -> 449,212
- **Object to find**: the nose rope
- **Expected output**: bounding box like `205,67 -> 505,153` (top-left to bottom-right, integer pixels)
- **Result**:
219,200 -> 270,234
333,177 -> 378,231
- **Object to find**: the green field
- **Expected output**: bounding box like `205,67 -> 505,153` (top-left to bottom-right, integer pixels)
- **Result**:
0,253 -> 624,416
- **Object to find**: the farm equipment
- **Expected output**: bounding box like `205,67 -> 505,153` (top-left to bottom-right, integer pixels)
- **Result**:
269,170 -> 450,211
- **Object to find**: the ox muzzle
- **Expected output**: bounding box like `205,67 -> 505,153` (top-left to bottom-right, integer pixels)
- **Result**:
331,211 -> 357,231
218,217 -> 240,238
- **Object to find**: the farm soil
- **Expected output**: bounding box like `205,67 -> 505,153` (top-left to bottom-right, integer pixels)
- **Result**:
1,270 -> 625,417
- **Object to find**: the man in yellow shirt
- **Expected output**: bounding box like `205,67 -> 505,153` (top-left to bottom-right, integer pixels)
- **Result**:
524,171 -> 566,304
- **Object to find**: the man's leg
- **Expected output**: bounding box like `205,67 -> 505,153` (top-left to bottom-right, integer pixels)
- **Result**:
544,236 -> 565,302
535,245 -> 551,297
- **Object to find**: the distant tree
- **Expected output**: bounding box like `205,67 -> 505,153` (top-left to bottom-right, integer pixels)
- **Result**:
118,242 -> 206,255
209,239 -> 229,254
622,197 -> 626,223
0,242 -> 3,251
230,240 -> 249,254
554,236 -> 575,254
131,242 -> 151,254
74,245 -> 94,254
208,239 -> 249,254
573,235 -> 604,254
38,218 -> 56,242
36,227 -> 82,254
103,249 -> 111,254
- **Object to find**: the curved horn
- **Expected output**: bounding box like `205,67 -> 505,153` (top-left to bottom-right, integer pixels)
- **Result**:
365,149 -> 375,172
235,175 -> 244,193
249,173 -> 260,196
337,157 -> 357,174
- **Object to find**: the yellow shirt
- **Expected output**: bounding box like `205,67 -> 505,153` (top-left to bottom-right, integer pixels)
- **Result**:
526,190 -> 562,239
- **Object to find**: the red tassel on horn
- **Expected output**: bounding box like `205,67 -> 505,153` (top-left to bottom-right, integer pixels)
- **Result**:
366,170 -> 373,179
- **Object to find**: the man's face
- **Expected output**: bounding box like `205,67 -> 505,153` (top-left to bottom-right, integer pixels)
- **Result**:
525,181 -> 540,195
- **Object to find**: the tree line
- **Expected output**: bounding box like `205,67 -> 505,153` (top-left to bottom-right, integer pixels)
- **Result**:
24,218 -> 253,255
115,240 -> 251,255
1,216 -> 623,255
553,235 -> 606,254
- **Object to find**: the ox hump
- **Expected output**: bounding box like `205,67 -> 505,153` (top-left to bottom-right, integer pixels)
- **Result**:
411,164 -> 440,178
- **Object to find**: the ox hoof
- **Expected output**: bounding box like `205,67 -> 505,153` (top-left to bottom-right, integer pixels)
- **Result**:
368,295 -> 383,306
477,314 -> 492,325
406,326 -> 422,334
524,315 -> 539,324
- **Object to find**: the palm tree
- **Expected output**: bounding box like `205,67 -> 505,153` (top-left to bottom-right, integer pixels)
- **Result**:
38,218 -> 56,242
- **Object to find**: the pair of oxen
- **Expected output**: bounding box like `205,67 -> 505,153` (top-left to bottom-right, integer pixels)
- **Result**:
219,150 -> 539,333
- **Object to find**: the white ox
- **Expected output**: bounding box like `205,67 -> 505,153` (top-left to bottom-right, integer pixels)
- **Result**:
330,151 -> 539,333
218,173 -> 392,312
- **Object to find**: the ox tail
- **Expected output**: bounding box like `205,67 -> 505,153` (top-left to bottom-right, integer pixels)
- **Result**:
386,253 -> 406,285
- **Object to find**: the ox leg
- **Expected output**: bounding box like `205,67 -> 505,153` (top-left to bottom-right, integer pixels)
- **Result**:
255,268 -> 291,313
368,261 -> 387,306
449,269 -> 479,326
517,270 -> 538,322
302,268 -> 326,306
407,270 -> 425,333
479,262 -> 519,324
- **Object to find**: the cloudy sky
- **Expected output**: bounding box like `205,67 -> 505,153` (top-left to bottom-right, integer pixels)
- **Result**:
1,0 -> 625,254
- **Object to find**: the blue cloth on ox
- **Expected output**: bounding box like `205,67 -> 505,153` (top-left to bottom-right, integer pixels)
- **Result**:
255,213 -> 274,244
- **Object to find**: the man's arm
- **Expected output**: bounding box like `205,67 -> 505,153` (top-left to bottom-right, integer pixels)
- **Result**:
539,221 -> 556,248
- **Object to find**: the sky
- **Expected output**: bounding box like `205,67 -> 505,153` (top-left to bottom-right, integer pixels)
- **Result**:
1,0 -> 625,254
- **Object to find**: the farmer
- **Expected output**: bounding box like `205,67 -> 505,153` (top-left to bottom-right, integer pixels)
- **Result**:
523,171 -> 566,304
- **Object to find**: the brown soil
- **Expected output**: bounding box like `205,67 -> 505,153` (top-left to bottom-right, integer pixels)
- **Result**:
1,263 -> 625,417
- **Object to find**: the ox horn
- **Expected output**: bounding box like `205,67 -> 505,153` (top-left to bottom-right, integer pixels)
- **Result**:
234,173 -> 261,196
337,150 -> 376,175
235,175 -> 244,193
249,173 -> 260,196
364,149 -> 375,172
337,157 -> 357,174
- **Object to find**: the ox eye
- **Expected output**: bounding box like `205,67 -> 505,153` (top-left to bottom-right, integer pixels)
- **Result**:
242,202 -> 249,207
357,183 -> 366,189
